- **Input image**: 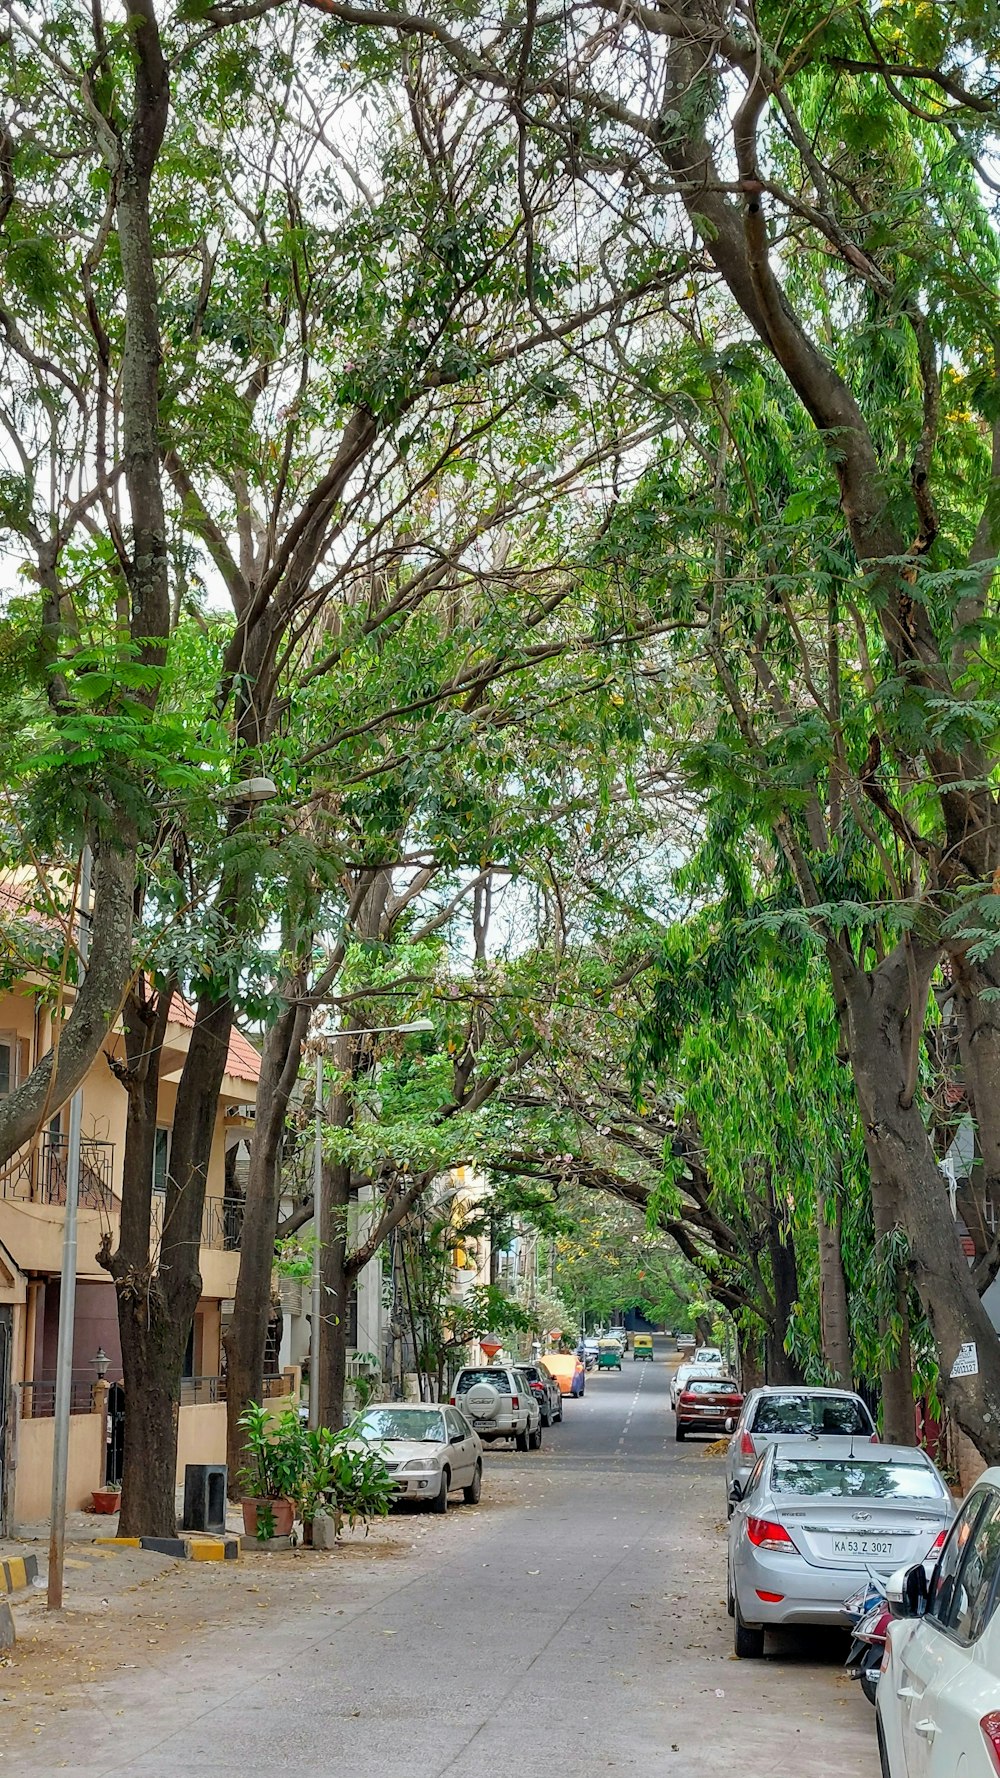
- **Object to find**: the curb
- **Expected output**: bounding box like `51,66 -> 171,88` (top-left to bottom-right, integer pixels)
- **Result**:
0,1554 -> 38,1594
94,1534 -> 239,1561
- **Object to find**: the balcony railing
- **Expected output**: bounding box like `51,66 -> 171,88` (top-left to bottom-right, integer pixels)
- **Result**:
21,1376 -> 96,1418
149,1194 -> 245,1253
1,1135 -> 115,1210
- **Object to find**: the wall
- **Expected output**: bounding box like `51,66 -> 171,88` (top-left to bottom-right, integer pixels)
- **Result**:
14,1411 -> 104,1523
175,1402 -> 227,1482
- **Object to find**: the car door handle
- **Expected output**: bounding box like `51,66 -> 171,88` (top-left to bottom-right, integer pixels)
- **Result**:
896,1686 -> 921,1701
914,1719 -> 938,1742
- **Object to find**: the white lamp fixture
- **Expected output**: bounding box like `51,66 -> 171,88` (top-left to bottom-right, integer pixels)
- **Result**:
217,776 -> 278,806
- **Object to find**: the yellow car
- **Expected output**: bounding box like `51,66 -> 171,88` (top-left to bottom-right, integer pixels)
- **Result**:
545,1353 -> 586,1397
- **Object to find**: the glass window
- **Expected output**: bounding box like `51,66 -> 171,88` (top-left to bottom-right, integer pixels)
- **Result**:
356,1407 -> 446,1443
152,1127 -> 169,1193
745,1454 -> 768,1497
772,1458 -> 944,1500
687,1378 -> 739,1396
930,1490 -> 1000,1641
751,1393 -> 873,1436
0,1041 -> 11,1098
455,1369 -> 511,1395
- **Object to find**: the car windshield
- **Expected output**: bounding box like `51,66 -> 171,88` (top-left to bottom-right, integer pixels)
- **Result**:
355,1408 -> 446,1444
456,1369 -> 511,1394
772,1458 -> 942,1500
687,1378 -> 738,1396
752,1394 -> 871,1435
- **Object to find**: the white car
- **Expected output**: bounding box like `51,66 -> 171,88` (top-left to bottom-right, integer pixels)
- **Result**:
350,1403 -> 483,1512
878,1465 -> 1000,1777
670,1349 -> 726,1409
450,1365 -> 543,1450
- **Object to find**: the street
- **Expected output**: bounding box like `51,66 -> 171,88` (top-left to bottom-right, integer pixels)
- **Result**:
6,1350 -> 876,1777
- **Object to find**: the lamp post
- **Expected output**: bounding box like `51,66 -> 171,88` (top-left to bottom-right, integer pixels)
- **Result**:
47,845 -> 92,1611
309,1018 -> 432,1430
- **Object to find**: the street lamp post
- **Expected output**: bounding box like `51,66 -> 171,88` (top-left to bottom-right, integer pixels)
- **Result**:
47,846 -> 92,1611
308,1017 -> 432,1430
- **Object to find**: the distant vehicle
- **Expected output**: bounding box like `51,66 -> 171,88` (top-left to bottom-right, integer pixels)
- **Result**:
350,1403 -> 483,1512
669,1351 -> 726,1407
725,1386 -> 879,1505
877,1466 -> 1000,1777
545,1353 -> 585,1397
728,1440 -> 953,1659
632,1334 -> 654,1362
518,1362 -> 563,1426
675,1376 -> 743,1441
598,1339 -> 623,1372
450,1365 -> 543,1450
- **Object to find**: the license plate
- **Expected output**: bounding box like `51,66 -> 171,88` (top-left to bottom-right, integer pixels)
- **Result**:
832,1537 -> 894,1557
472,1420 -> 494,1432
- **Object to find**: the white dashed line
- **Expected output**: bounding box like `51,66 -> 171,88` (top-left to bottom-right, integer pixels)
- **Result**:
616,1365 -> 646,1451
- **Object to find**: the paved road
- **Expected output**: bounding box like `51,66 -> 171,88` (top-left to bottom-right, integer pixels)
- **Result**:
13,1347 -> 876,1776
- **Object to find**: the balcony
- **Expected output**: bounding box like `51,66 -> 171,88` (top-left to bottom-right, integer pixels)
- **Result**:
149,1193 -> 244,1253
0,1135 -> 116,1210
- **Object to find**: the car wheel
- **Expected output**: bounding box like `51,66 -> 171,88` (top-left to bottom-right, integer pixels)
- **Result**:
463,1463 -> 482,1505
515,1430 -> 530,1451
556,1404 -> 563,1422
675,1422 -> 685,1441
530,1423 -> 543,1450
430,1470 -> 450,1514
726,1568 -> 735,1618
733,1598 -> 764,1659
541,1408 -> 551,1427
860,1661 -> 880,1707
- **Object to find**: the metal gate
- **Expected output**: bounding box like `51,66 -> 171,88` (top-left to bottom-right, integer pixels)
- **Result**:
106,1382 -> 125,1486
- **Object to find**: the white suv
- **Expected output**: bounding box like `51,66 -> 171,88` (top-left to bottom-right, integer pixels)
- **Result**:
450,1366 -> 543,1450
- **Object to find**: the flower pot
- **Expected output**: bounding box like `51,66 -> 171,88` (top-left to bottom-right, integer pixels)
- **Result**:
241,1496 -> 295,1538
91,1489 -> 121,1514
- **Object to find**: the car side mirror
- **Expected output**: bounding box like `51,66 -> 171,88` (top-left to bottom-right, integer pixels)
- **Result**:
728,1480 -> 744,1503
724,1417 -> 736,1435
886,1563 -> 928,1618
450,1433 -> 465,1445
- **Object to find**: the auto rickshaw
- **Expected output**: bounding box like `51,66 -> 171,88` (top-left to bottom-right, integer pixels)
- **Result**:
632,1333 -> 654,1361
597,1339 -> 622,1372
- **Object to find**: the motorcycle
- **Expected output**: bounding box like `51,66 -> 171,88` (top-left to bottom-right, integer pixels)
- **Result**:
844,1579 -> 890,1706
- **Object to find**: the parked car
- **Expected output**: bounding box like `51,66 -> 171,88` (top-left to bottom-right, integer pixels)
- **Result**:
670,1350 -> 726,1408
518,1362 -> 563,1426
675,1376 -> 744,1441
725,1386 -> 878,1505
450,1365 -> 543,1450
727,1439 -> 952,1659
350,1402 -> 483,1512
877,1465 -> 1000,1777
544,1352 -> 585,1397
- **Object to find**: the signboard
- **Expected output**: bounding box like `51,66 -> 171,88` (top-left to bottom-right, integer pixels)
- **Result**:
480,1339 -> 502,1360
950,1341 -> 979,1379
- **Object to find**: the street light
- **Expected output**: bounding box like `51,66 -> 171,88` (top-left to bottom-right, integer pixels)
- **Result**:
92,1347 -> 109,1379
309,1017 -> 434,1428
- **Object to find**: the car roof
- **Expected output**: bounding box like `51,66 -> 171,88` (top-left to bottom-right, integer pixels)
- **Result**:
749,1385 -> 866,1398
767,1437 -> 933,1462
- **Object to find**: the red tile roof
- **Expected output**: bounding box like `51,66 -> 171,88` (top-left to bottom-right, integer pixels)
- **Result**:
167,995 -> 261,1086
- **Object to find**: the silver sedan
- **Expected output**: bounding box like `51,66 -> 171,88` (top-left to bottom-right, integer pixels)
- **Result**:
350,1403 -> 483,1512
727,1438 -> 953,1658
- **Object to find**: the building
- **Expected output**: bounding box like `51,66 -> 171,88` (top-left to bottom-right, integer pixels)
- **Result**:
0,887 -> 262,1529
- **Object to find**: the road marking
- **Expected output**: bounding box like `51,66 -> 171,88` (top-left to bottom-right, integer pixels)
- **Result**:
616,1365 -> 646,1451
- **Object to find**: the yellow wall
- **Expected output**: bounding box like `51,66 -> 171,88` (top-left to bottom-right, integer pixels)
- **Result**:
175,1402 -> 227,1481
14,1412 -> 104,1522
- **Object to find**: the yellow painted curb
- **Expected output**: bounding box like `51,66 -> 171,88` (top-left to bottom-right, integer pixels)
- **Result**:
93,1537 -> 141,1547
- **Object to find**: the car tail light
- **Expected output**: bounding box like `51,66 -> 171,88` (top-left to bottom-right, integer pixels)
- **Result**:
725,1395 -> 743,1406
926,1529 -> 947,1558
740,1431 -> 756,1459
756,1590 -> 784,1602
679,1392 -> 696,1404
448,1397 -> 456,1405
981,1712 -> 1000,1773
747,1516 -> 796,1552
870,1432 -> 880,1444
510,1395 -> 519,1410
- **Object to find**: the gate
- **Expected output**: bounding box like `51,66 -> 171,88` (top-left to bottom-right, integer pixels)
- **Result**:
106,1382 -> 125,1486
0,1308 -> 10,1532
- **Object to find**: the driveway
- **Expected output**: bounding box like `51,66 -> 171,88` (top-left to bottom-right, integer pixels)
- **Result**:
6,1347 -> 876,1776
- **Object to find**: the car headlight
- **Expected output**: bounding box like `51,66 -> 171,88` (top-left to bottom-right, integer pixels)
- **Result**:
401,1458 -> 436,1472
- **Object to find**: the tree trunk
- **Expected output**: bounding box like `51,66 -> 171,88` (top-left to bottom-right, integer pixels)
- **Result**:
762,1172 -> 804,1385
867,1154 -> 915,1444
736,1326 -> 765,1393
841,945 -> 1000,1461
224,991 -> 308,1495
316,1031 -> 354,1430
817,1185 -> 852,1387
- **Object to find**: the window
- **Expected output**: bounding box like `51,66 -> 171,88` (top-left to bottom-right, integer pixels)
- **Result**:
929,1489 -> 1000,1643
0,1035 -> 15,1098
751,1393 -> 873,1436
772,1458 -> 944,1500
745,1454 -> 768,1498
152,1127 -> 170,1194
455,1369 -> 511,1395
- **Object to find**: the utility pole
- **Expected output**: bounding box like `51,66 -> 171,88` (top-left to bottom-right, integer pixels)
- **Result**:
309,1048 -> 324,1430
47,845 -> 92,1610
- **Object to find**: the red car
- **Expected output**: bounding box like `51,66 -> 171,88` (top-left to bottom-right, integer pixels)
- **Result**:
675,1376 -> 743,1441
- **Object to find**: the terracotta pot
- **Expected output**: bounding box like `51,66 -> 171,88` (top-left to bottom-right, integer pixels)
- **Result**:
241,1496 -> 295,1538
91,1489 -> 121,1514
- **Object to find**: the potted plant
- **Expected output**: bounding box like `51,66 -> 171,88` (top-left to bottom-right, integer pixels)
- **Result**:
237,1402 -> 306,1537
91,1484 -> 121,1514
296,1425 -> 394,1545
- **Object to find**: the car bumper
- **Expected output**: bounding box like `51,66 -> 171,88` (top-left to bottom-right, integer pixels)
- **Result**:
678,1413 -> 729,1431
735,1550 -> 896,1628
389,1474 -> 441,1497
